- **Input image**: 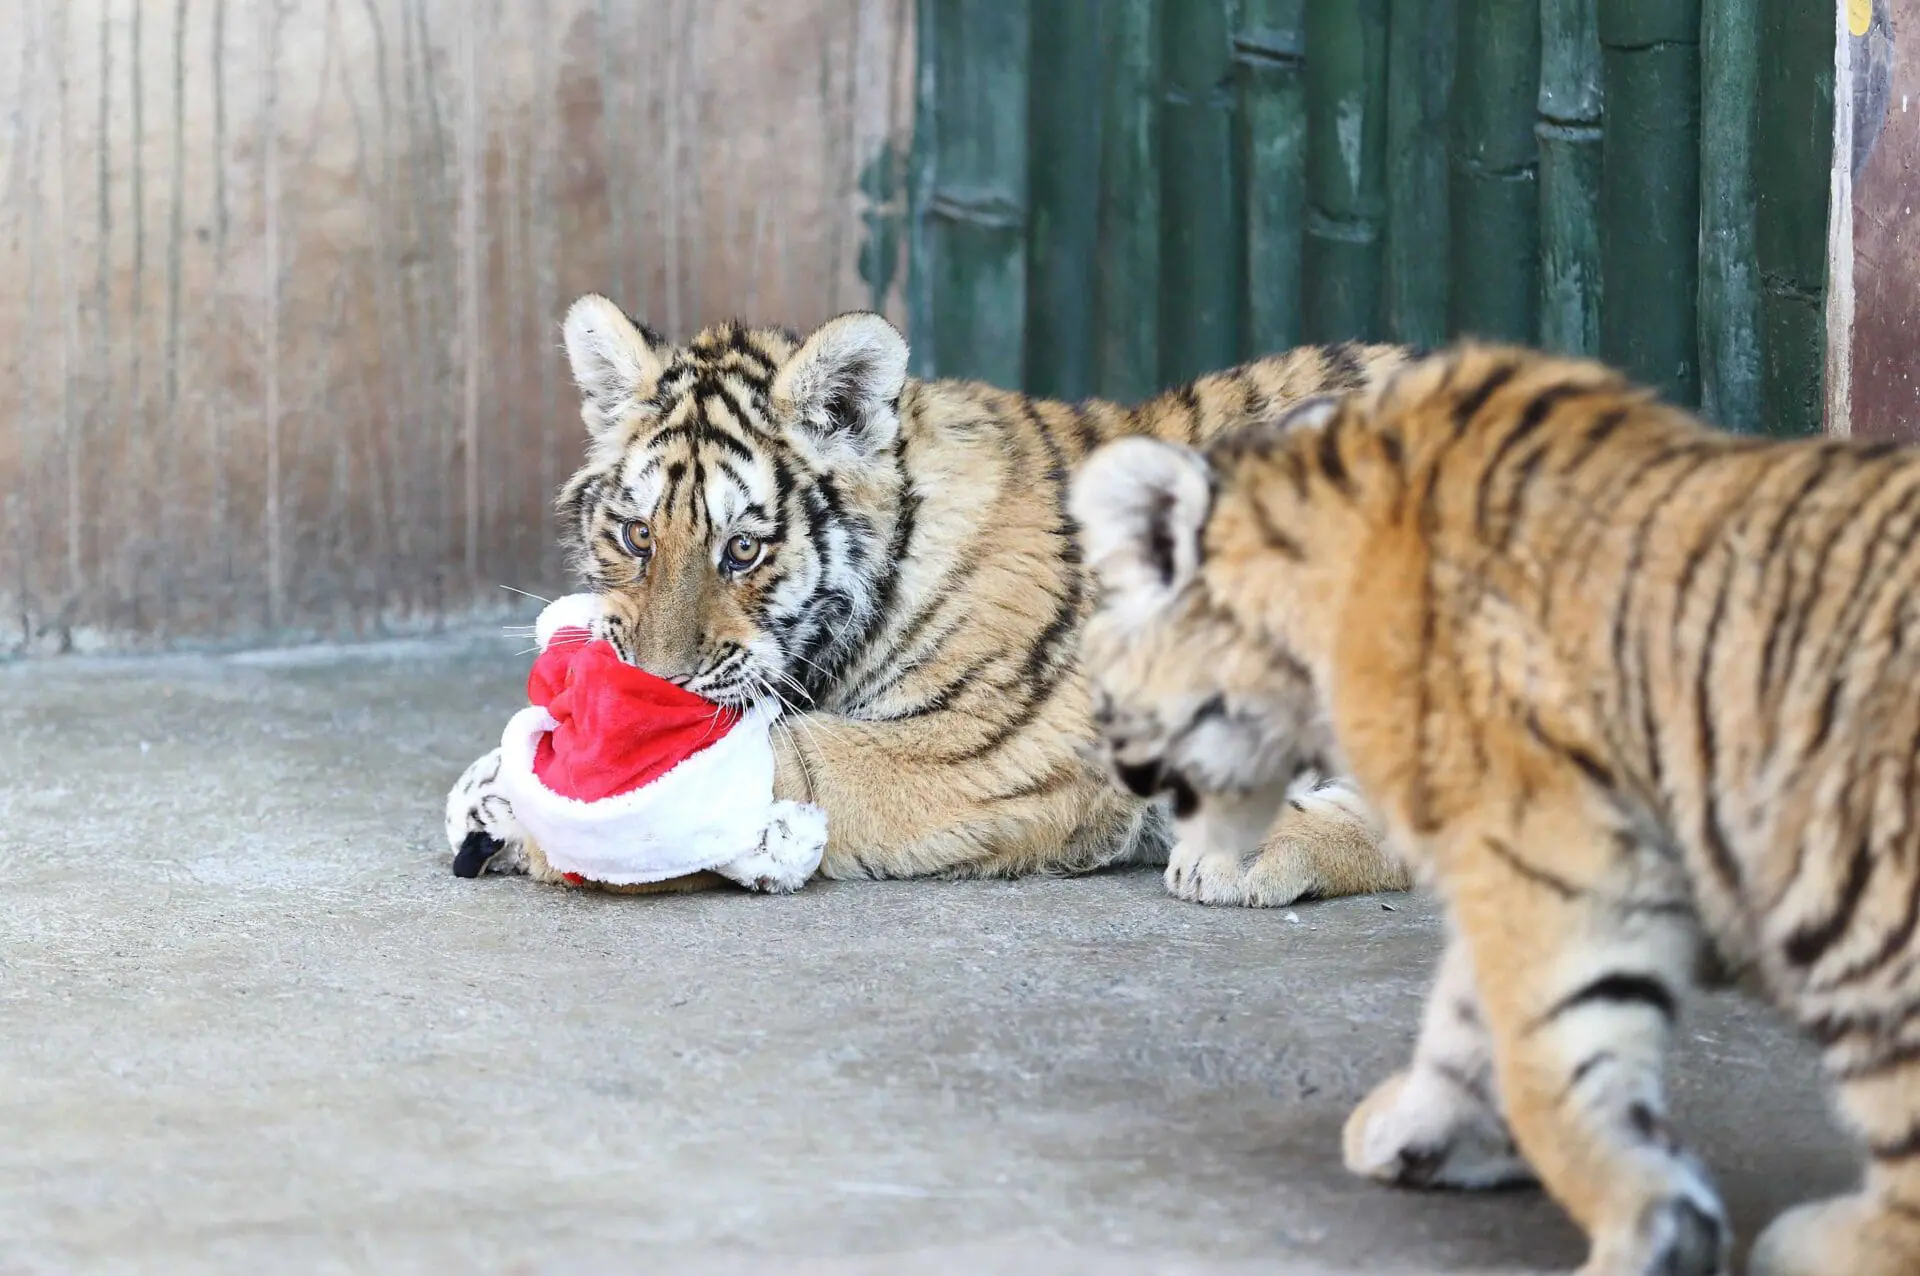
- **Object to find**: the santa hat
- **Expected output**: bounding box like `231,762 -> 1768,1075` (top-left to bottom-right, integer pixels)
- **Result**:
492,594 -> 794,886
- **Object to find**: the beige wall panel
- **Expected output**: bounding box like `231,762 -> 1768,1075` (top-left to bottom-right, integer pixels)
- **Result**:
0,0 -> 912,650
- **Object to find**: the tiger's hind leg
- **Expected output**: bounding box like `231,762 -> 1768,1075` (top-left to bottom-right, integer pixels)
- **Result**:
1166,777 -> 1411,907
1748,1034 -> 1920,1276
1437,786 -> 1728,1276
1344,930 -> 1535,1190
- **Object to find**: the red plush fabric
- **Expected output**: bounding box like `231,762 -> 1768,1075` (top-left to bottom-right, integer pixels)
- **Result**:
527,627 -> 741,803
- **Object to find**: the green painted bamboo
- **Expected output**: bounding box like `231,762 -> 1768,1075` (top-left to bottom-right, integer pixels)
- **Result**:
1159,0 -> 1242,383
1754,0 -> 1834,436
1537,0 -> 1602,356
1383,0 -> 1454,346
1450,0 -> 1540,341
1598,0 -> 1701,406
1698,0 -> 1763,429
907,0 -> 1031,386
1024,0 -> 1103,399
1302,0 -> 1389,342
1094,0 -> 1161,401
857,144 -> 904,314
1235,0 -> 1308,354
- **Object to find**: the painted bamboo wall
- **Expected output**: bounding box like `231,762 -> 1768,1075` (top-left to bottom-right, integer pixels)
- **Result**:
908,0 -> 1834,436
1,0 -> 913,653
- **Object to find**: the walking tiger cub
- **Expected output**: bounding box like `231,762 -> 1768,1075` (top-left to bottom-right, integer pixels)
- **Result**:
1070,343 -> 1920,1276
448,294 -> 1408,904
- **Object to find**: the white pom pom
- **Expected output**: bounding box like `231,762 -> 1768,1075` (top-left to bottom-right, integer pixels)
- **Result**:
534,593 -> 604,649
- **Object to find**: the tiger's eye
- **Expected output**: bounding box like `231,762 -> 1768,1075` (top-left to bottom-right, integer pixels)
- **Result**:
620,519 -> 653,556
722,532 -> 763,571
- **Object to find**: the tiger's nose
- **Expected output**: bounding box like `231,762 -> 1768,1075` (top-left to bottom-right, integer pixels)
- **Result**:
626,636 -> 703,684
1114,760 -> 1164,799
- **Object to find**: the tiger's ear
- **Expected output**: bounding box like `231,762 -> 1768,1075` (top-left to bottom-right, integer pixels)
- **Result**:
771,311 -> 910,465
1070,438 -> 1212,607
1275,393 -> 1341,433
562,294 -> 669,439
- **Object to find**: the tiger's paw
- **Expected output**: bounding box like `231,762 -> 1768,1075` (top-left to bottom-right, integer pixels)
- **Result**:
1164,781 -> 1407,908
1748,1193 -> 1920,1276
1342,1068 -> 1535,1191
1164,836 -> 1319,907
713,800 -> 827,894
1577,1185 -> 1728,1276
1165,838 -> 1278,906
445,748 -> 532,878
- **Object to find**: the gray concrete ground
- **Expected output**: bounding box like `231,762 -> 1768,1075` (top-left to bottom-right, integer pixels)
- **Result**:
0,635 -> 1861,1275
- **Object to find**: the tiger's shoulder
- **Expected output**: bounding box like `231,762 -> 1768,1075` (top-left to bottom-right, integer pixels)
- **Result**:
896,339 -> 1420,471
1190,344 -> 1714,609
1123,339 -> 1417,454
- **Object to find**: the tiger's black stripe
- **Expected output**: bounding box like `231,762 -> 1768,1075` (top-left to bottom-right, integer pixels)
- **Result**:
1472,383 -> 1592,538
1783,838 -> 1877,969
1820,849 -> 1920,988
1537,973 -> 1678,1029
1449,360 -> 1520,434
1690,504 -> 1745,894
1486,835 -> 1582,901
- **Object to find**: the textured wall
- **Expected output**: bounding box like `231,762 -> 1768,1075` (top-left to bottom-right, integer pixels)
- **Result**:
0,0 -> 911,652
1837,0 -> 1917,442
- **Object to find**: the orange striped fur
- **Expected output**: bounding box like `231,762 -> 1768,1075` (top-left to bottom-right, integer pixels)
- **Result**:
1072,344 -> 1920,1275
449,295 -> 1412,902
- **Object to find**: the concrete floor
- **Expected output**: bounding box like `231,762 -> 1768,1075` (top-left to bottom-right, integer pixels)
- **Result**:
0,635 -> 1862,1275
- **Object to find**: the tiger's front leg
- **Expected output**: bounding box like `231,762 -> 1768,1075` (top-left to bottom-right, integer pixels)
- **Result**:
1343,931 -> 1535,1190
1434,786 -> 1728,1276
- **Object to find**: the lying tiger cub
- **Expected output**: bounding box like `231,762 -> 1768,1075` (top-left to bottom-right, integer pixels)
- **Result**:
447,294 -> 1407,905
1071,343 -> 1920,1276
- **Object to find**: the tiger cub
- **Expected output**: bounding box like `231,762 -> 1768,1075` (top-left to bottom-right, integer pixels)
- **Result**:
1069,458 -> 1408,907
1071,343 -> 1920,1276
448,293 -> 1411,906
